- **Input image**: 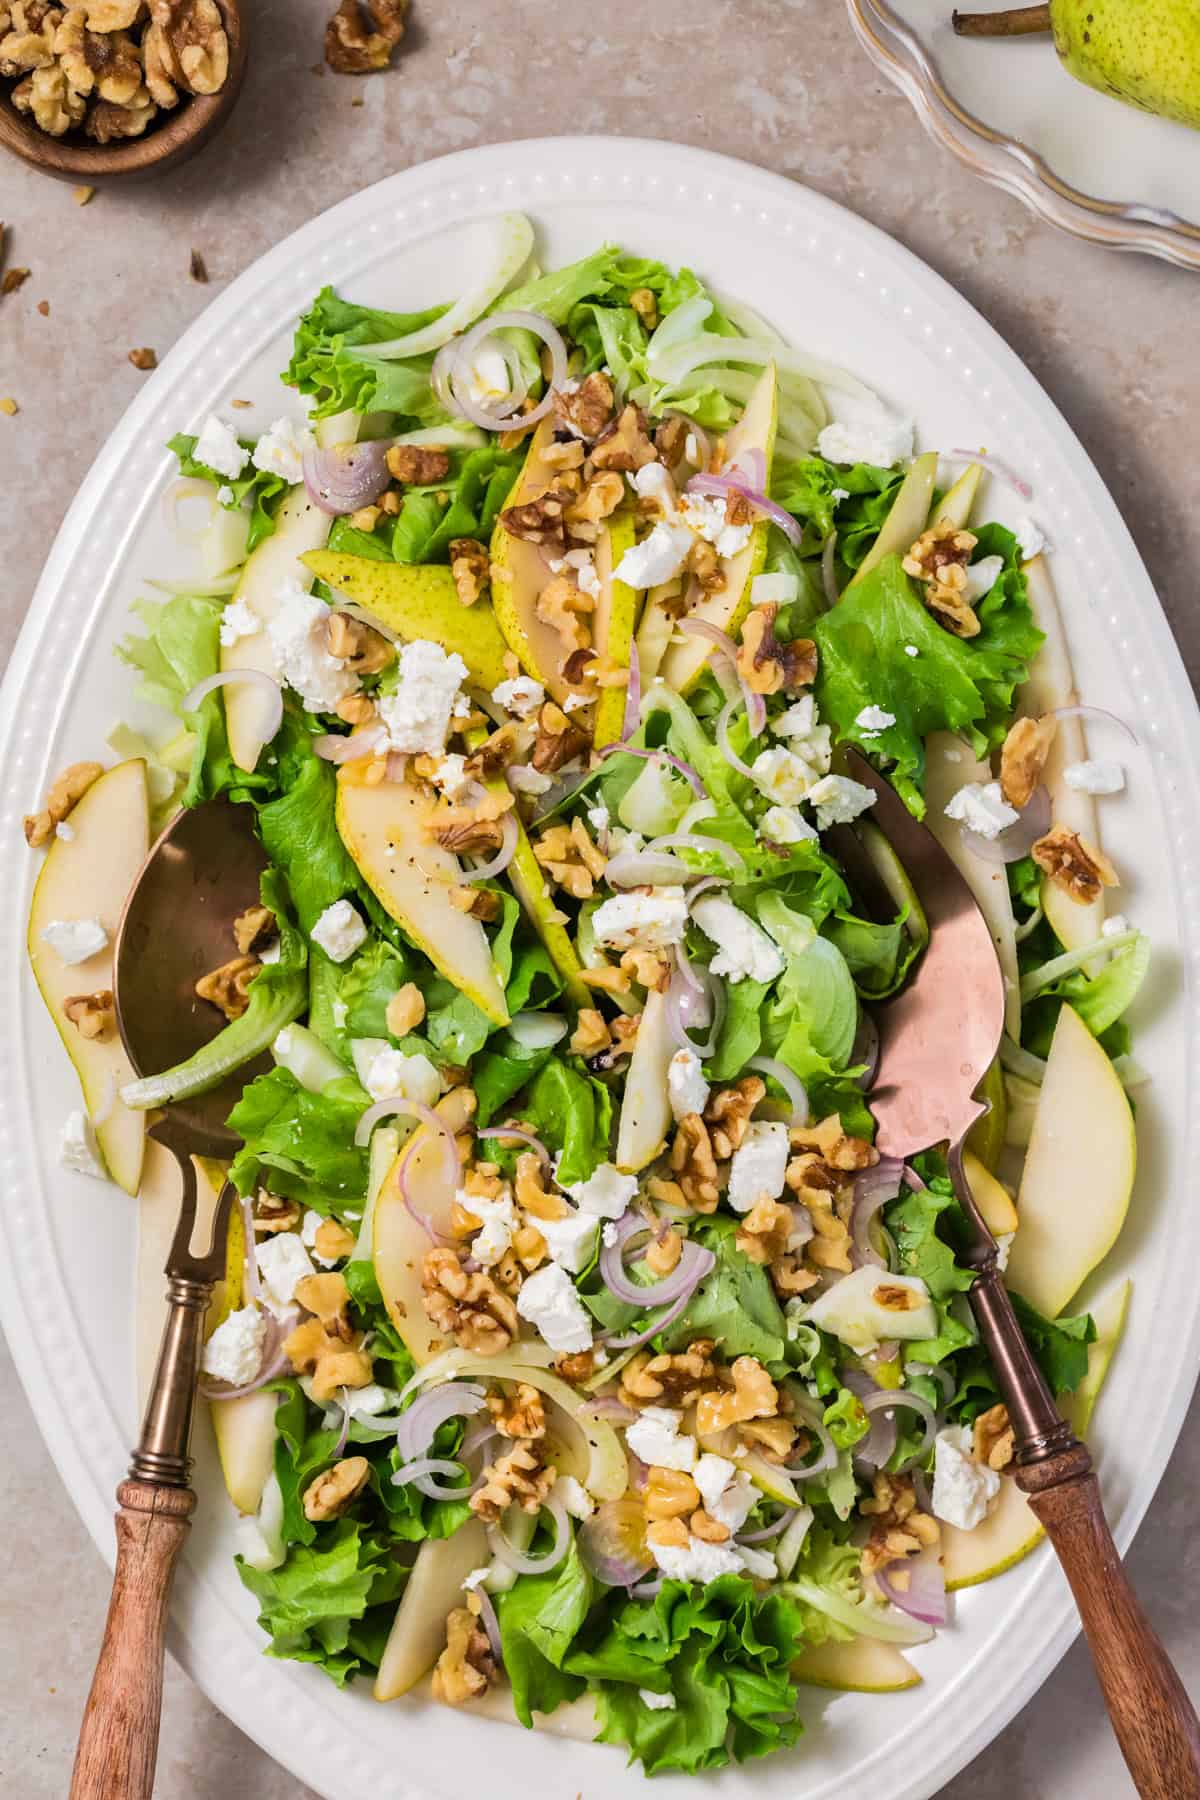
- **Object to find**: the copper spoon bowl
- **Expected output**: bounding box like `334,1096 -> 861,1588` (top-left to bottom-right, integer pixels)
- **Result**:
70,798 -> 268,1800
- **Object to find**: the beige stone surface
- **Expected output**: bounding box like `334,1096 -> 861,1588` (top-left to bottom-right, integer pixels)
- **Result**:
1,0 -> 1198,1794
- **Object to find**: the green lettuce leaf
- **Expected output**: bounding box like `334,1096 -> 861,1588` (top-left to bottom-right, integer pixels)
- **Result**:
237,1516 -> 406,1687
497,1543 -> 591,1727
521,1061 -> 612,1185
168,431 -> 286,552
659,1215 -> 787,1364
285,287 -> 450,419
228,1065 -> 369,1210
391,444 -> 524,565
257,725 -> 363,931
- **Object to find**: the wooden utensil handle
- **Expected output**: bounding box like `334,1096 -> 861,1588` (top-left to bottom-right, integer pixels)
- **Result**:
69,1479 -> 195,1800
1018,1451 -> 1200,1798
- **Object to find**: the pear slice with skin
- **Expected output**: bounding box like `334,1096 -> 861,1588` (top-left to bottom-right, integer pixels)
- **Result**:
634,577 -> 681,685
657,362 -> 778,694
927,461 -> 982,533
962,1148 -> 1018,1235
614,987 -> 674,1173
373,1090 -> 474,1364
221,408 -> 359,772
301,552 -> 511,692
592,511 -> 639,748
966,1056 -> 1008,1170
848,451 -> 938,590
335,760 -> 509,1028
1006,1003 -> 1135,1319
943,1472 -> 1044,1590
374,1519 -> 491,1700
1062,1278 -> 1131,1437
27,758 -> 149,1195
792,1636 -> 921,1692
1019,555 -> 1106,956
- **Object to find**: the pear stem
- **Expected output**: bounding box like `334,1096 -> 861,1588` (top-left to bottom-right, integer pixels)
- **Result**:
952,5 -> 1051,36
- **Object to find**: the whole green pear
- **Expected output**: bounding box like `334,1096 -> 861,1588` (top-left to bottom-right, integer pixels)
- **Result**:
1052,0 -> 1200,129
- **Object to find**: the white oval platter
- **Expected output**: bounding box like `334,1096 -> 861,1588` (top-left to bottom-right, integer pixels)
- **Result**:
2,135 -> 1198,1800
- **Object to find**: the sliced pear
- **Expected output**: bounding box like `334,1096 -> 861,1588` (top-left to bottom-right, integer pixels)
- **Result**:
853,817 -> 929,954
221,408 -> 359,771
657,364 -> 778,693
1003,1070 -> 1040,1149
792,1636 -> 921,1692
374,1520 -> 492,1700
336,763 -> 508,1027
211,1390 -> 279,1516
614,987 -> 674,1173
1006,1004 -> 1135,1319
490,419 -> 583,702
962,1149 -> 1018,1236
930,461 -> 982,532
506,817 -> 590,1008
1020,556 -> 1105,954
924,731 -> 1021,1042
966,1057 -> 1007,1170
592,513 -> 639,749
848,451 -> 938,590
373,1094 -> 474,1364
943,1475 -> 1043,1590
302,552 -> 510,691
634,579 -> 682,686
27,758 -> 149,1195
1062,1278 -> 1131,1436
738,1447 -> 803,1508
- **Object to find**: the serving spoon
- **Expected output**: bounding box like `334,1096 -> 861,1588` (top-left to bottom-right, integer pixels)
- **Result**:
842,747 -> 1200,1798
70,799 -> 268,1800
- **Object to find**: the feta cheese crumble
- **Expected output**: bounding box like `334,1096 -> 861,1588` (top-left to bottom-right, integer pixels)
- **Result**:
536,1205 -> 598,1274
943,780 -> 1020,840
693,1453 -> 757,1532
311,899 -> 368,963
727,1120 -> 790,1213
750,570 -> 799,607
855,704 -> 896,733
426,752 -> 472,801
255,1232 -> 315,1313
650,1534 -> 743,1582
667,1047 -> 710,1122
679,492 -> 753,560
457,1188 -> 515,1268
1101,913 -> 1130,939
1014,516 -> 1046,561
201,1304 -> 266,1387
613,520 -> 695,588
762,804 -> 818,845
516,1262 -> 593,1353
556,1475 -> 596,1520
591,888 -> 689,952
219,595 -> 260,648
60,1109 -> 105,1179
771,695 -> 832,773
40,917 -> 108,965
807,774 -> 877,830
639,1688 -> 677,1712
1063,758 -> 1125,795
378,640 -> 468,755
251,415 -> 312,484
356,1044 -> 442,1108
631,461 -> 676,511
691,894 -> 784,984
566,1162 -> 638,1219
932,1425 -> 1000,1530
626,1406 -> 697,1473
960,555 -> 1004,606
751,745 -> 816,806
492,675 -> 545,718
266,581 -> 359,713
817,410 -> 914,470
194,413 -> 249,481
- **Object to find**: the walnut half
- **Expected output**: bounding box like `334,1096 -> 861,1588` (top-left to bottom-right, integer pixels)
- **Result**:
325,0 -> 407,74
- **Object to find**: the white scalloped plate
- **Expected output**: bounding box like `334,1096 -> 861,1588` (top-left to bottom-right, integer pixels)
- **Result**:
3,138 -> 1198,1800
848,0 -> 1200,270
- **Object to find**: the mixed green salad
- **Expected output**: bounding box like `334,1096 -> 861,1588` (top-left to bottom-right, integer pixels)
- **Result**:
26,213 -> 1148,1777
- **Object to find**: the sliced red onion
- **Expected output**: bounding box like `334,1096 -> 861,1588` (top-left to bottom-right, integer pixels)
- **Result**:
1047,702 -> 1138,746
488,1490 -> 570,1574
580,1396 -> 638,1423
906,1360 -> 954,1405
852,1012 -> 881,1091
183,670 -> 283,745
475,1125 -> 550,1164
746,1055 -> 809,1126
302,439 -> 391,516
313,726 -> 388,764
596,742 -> 703,797
876,1552 -> 947,1627
678,615 -> 738,666
474,1585 -> 504,1668
738,1509 -> 792,1544
441,310 -> 568,432
355,1098 -> 458,1241
783,1395 -> 840,1479
788,1202 -> 814,1247
645,831 -> 746,875
238,1193 -> 261,1302
395,1381 -> 487,1463
685,472 -> 803,547
459,1420 -> 500,1464
621,645 -> 642,742
630,1576 -> 663,1599
685,874 -> 733,906
507,763 -> 553,795
385,752 -> 409,783
391,1455 -> 472,1500
860,1388 -> 938,1472
945,449 -> 1033,502
672,934 -> 705,1000
459,810 -> 518,883
664,955 -> 725,1058
598,1211 -> 714,1308
901,1165 -> 927,1192
730,447 -> 767,491
715,694 -> 757,782
333,1387 -> 352,1458
605,849 -> 703,887
961,784 -> 1052,865
579,1499 -> 654,1587
849,1158 -> 905,1270
743,684 -> 767,739
821,529 -> 839,609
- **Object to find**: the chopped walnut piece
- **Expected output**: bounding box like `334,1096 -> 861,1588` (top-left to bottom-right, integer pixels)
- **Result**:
82,0 -> 140,26
690,1507 -> 731,1543
86,88 -> 156,139
628,286 -> 658,330
335,692 -> 376,726
620,1339 -> 716,1409
13,60 -> 82,130
487,1381 -> 545,1440
789,1113 -> 878,1171
554,1348 -> 595,1384
24,759 -> 102,846
740,1415 -> 798,1460
736,604 -> 817,696
859,1470 -> 940,1575
1032,825 -> 1117,904
532,816 -> 606,899
421,1245 -> 518,1355
294,1270 -> 356,1342
535,573 -> 593,656
469,1440 -> 555,1521
1000,714 -> 1057,810
590,404 -> 656,472
644,1225 -> 683,1277
303,1455 -> 370,1521
646,1515 -> 688,1552
513,1149 -> 567,1222
566,470 -> 624,525
431,1602 -> 495,1705
283,1315 -> 373,1400
194,954 -> 259,1021
735,1198 -> 794,1267
147,0 -> 227,94
499,477 -> 574,550
385,981 -> 425,1037
705,1076 -> 766,1159
325,610 -> 393,675
449,885 -> 501,922
644,1465 -> 700,1520
619,946 -> 669,992
579,963 -> 632,1000
569,1007 -> 610,1058
232,903 -> 274,956
429,812 -> 504,857
253,1191 -> 300,1234
385,441 -> 448,485
324,0 -> 406,71
668,1114 -> 720,1213
973,1402 -> 1015,1471
313,1217 -> 357,1263
62,989 -> 114,1039
449,536 -> 489,606
695,1356 -> 779,1437
531,699 -> 590,773
553,370 -> 614,441
0,1 -> 60,79
1,265 -> 31,296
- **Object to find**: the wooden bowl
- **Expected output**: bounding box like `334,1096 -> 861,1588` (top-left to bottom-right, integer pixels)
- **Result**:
0,0 -> 245,183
